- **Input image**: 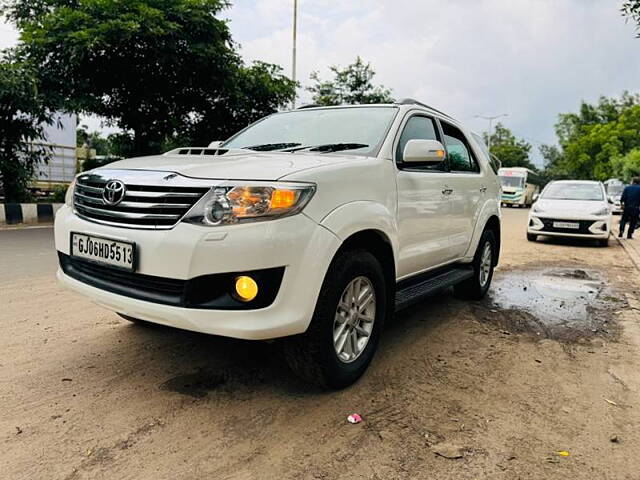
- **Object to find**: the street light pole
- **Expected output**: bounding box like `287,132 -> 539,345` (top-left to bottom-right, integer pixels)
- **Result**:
475,113 -> 508,152
291,0 -> 297,109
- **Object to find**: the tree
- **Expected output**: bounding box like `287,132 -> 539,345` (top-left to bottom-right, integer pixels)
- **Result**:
0,55 -> 52,202
308,57 -> 394,106
553,100 -> 640,180
622,1 -> 640,36
483,123 -> 536,170
4,0 -> 296,156
612,148 -> 640,181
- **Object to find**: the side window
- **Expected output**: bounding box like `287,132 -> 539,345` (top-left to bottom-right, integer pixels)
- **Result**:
396,115 -> 445,171
441,121 -> 479,173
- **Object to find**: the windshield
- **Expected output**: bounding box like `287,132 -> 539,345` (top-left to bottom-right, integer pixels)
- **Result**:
223,107 -> 398,155
606,184 -> 624,196
500,176 -> 524,188
542,183 -> 604,201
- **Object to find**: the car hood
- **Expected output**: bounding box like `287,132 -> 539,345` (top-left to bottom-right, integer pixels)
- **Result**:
102,151 -> 358,181
535,199 -> 608,215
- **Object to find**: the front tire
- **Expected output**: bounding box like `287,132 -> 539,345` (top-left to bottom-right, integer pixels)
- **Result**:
527,233 -> 537,242
598,238 -> 609,247
454,230 -> 496,300
283,249 -> 387,389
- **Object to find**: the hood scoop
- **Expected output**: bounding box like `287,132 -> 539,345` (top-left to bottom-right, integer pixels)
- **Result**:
163,147 -> 247,157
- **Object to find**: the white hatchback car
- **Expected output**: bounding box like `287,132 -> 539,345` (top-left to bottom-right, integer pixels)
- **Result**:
527,180 -> 612,246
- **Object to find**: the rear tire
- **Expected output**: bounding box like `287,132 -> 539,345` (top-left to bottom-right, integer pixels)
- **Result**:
527,233 -> 537,242
283,249 -> 387,389
454,230 -> 496,300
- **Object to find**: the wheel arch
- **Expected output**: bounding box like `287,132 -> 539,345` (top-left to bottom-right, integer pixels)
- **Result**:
484,215 -> 501,266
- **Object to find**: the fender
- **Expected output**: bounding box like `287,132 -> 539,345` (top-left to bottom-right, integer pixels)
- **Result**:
462,197 -> 501,262
318,200 -> 399,267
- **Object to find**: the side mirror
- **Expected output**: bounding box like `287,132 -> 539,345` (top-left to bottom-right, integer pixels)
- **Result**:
208,140 -> 224,148
403,139 -> 446,164
532,193 -> 539,202
607,197 -> 614,204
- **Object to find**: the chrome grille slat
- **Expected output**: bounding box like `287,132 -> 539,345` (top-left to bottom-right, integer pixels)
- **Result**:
73,192 -> 190,209
76,184 -> 103,194
124,190 -> 202,198
76,203 -> 181,220
73,170 -> 212,229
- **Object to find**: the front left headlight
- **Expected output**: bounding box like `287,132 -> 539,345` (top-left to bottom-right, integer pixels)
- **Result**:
591,207 -> 609,216
182,181 -> 316,226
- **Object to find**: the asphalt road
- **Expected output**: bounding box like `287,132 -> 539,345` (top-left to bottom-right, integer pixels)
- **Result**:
2,210 -> 640,480
0,226 -> 58,283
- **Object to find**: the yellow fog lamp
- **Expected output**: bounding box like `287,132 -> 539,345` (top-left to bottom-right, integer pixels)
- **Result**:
234,276 -> 259,302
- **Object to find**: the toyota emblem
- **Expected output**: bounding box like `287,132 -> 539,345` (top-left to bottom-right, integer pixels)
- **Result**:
102,180 -> 126,205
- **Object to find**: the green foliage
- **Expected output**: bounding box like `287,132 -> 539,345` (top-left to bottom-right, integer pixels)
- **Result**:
551,94 -> 640,181
308,57 -> 394,106
612,148 -> 640,181
4,0 -> 296,156
0,54 -> 52,202
51,183 -> 68,202
622,1 -> 640,37
483,123 -> 536,170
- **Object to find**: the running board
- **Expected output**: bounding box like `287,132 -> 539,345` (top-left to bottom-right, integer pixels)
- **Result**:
394,266 -> 474,311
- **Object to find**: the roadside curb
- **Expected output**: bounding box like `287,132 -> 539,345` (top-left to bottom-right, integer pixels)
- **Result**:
616,236 -> 640,272
0,203 -> 63,226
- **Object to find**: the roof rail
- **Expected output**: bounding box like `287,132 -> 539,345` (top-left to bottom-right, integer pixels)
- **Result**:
395,98 -> 455,120
296,103 -> 323,110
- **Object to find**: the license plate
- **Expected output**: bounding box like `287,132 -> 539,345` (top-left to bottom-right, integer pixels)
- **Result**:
71,233 -> 136,271
553,221 -> 580,230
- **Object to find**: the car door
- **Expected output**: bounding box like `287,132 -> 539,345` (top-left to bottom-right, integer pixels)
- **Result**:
395,113 -> 457,278
439,120 -> 485,259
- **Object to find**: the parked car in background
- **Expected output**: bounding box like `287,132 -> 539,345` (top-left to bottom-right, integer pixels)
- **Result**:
527,180 -> 612,246
498,167 -> 541,207
604,178 -> 625,214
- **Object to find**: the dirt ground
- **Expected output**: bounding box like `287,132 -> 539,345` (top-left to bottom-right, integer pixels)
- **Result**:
2,209 -> 640,480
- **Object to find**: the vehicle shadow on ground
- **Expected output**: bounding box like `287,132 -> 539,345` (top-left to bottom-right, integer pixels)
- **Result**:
63,292 -> 461,399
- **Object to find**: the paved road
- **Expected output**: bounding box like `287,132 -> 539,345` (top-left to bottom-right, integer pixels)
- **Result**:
0,227 -> 57,283
2,210 -> 640,480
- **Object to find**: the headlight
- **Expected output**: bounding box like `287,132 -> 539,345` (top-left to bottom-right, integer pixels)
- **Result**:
65,177 -> 77,207
591,207 -> 609,216
182,181 -> 316,226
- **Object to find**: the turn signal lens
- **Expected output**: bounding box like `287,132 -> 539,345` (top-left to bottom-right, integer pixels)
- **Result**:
234,276 -> 258,302
271,189 -> 297,209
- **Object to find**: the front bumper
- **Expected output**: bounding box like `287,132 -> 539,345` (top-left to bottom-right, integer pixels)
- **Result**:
527,214 -> 611,239
54,206 -> 341,339
501,192 -> 524,205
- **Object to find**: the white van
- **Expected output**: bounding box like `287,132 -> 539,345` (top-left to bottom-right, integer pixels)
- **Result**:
498,167 -> 540,207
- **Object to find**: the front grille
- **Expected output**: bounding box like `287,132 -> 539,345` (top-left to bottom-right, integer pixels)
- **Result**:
540,218 -> 595,235
73,172 -> 209,229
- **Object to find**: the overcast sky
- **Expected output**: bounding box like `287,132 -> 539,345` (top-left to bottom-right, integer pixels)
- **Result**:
2,1 -> 639,165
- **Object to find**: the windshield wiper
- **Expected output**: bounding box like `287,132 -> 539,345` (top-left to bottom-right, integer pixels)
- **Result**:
284,143 -> 369,153
242,142 -> 302,151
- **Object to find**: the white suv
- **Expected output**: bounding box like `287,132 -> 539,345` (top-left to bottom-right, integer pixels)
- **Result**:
55,100 -> 501,388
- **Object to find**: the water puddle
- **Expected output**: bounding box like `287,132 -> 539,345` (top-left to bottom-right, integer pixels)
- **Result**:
484,267 -> 624,341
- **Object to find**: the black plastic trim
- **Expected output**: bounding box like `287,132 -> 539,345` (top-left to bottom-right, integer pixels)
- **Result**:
58,252 -> 285,310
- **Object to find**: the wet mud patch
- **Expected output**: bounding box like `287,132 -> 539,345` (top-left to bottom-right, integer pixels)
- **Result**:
480,267 -> 626,342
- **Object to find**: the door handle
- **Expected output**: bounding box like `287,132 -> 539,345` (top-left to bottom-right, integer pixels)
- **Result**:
479,186 -> 487,193
442,188 -> 453,195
